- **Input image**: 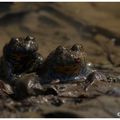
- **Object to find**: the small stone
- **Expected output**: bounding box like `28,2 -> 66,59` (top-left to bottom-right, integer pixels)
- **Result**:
43,86 -> 58,96
0,80 -> 13,97
51,97 -> 63,106
106,88 -> 120,97
13,73 -> 43,99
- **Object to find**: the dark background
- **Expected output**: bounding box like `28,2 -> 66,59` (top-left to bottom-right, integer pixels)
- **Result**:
0,2 -> 119,66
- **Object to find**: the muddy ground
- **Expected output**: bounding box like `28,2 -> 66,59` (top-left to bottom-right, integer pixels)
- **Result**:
0,2 -> 120,118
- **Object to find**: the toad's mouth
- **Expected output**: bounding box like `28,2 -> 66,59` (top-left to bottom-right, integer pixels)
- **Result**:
53,64 -> 81,75
12,53 -> 32,62
13,55 -> 26,61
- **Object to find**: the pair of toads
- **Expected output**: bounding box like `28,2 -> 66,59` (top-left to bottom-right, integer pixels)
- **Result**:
0,36 -> 106,97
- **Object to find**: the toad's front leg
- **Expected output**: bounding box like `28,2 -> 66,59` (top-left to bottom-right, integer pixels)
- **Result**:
84,70 -> 107,91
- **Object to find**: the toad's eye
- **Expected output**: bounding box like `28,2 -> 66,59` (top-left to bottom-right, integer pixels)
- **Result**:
55,45 -> 65,54
71,44 -> 83,51
10,37 -> 19,44
25,36 -> 35,41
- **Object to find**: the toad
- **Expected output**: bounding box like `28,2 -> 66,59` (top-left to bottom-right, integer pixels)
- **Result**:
0,36 -> 44,85
38,44 -> 106,89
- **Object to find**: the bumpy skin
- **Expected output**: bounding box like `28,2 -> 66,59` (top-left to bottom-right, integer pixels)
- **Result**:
0,36 -> 44,84
38,44 -> 106,85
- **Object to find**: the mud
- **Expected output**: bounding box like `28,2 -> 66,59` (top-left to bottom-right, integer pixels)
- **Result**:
0,2 -> 120,118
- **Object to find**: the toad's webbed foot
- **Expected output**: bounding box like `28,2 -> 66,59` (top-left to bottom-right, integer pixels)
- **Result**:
84,71 -> 107,91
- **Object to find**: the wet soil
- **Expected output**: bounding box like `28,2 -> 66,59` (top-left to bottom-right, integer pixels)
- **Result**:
0,2 -> 120,118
